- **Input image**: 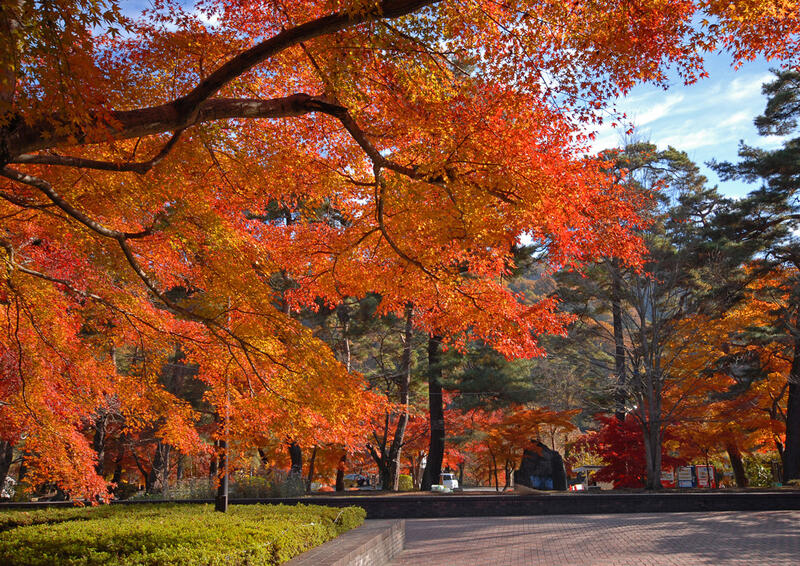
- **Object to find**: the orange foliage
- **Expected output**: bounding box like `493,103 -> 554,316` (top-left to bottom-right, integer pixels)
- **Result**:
465,405 -> 578,487
1,1 -> 797,498
665,269 -> 791,461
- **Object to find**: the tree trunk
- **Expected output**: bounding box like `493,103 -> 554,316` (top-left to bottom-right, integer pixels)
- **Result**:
422,335 -> 444,490
147,442 -> 171,496
92,413 -> 108,476
642,421 -> 662,490
783,320 -> 800,482
784,381 -> 800,482
0,441 -> 13,490
16,455 -> 26,484
409,454 -> 419,489
111,443 -> 125,486
726,445 -> 748,487
379,462 -> 393,492
176,454 -> 184,482
288,442 -> 303,478
386,303 -> 414,490
305,445 -> 317,493
257,447 -> 269,469
611,260 -> 627,421
336,455 -> 346,491
336,304 -> 352,372
490,449 -> 499,492
215,438 -> 228,512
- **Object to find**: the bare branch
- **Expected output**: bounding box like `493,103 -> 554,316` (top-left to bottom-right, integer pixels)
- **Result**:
0,166 -> 155,239
12,129 -> 184,173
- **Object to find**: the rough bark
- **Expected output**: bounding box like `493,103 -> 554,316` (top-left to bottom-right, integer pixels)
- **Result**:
642,420 -> 663,490
336,455 -> 346,492
147,441 -> 171,495
305,445 -> 317,493
784,316 -> 800,481
611,260 -> 627,421
366,305 -> 414,490
726,445 -> 748,487
92,413 -> 108,476
0,441 -> 13,490
215,438 -> 228,512
288,442 -> 303,478
784,381 -> 800,481
16,455 -> 26,484
111,443 -> 125,486
422,335 -> 444,490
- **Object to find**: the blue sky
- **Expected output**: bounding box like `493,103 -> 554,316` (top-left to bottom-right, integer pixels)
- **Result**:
590,54 -> 790,199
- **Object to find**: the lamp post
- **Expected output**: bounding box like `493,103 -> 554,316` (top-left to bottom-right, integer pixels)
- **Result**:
215,368 -> 230,512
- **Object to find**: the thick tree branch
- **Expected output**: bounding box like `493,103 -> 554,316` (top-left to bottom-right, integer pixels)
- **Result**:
12,130 -> 184,173
0,188 -> 54,209
174,0 -> 436,116
0,166 -> 155,239
4,0 -> 438,157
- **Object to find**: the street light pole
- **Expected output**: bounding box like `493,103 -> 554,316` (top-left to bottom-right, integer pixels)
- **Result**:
215,366 -> 230,512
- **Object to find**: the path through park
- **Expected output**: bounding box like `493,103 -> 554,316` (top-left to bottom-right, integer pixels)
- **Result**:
388,511 -> 800,565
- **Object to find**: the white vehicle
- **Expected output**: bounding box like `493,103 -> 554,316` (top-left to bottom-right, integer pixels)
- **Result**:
440,473 -> 459,490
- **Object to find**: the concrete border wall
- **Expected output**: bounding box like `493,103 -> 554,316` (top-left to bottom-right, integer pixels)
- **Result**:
4,492 -> 800,518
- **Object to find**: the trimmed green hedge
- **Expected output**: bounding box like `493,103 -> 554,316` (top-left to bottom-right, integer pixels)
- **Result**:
397,474 -> 414,492
0,503 -> 365,565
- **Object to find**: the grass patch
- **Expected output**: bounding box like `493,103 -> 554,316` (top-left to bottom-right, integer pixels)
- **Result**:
0,503 -> 365,565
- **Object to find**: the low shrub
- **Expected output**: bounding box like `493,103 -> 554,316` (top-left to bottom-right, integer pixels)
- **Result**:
743,454 -> 780,487
231,475 -> 305,499
0,503 -> 365,565
398,474 -> 413,492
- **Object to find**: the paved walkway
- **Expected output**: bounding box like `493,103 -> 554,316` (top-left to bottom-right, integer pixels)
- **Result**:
389,511 -> 800,565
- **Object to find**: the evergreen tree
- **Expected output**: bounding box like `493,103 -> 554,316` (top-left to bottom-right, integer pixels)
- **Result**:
711,69 -> 800,480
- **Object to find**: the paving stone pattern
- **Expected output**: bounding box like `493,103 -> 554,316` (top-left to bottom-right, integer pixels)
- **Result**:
389,511 -> 800,565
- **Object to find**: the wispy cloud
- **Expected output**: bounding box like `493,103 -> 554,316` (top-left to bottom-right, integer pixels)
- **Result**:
718,110 -> 752,128
660,128 -> 725,150
628,94 -> 685,127
724,73 -> 773,101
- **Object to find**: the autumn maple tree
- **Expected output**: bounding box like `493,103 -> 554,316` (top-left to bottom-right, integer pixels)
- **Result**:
1,0 -> 799,500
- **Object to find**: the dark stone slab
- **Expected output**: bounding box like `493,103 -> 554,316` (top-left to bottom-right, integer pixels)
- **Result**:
513,441 -> 567,491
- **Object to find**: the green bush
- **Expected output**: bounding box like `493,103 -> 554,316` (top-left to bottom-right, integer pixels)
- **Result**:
398,474 -> 413,492
231,475 -> 305,499
129,479 -> 214,501
743,454 -> 780,487
0,503 -> 365,565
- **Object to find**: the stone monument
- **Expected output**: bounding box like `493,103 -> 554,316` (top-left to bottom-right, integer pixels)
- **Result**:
513,440 -> 567,491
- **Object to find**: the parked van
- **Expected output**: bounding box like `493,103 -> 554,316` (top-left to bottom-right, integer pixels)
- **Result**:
441,473 -> 459,490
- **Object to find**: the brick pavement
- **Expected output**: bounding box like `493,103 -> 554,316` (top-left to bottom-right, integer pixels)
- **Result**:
389,511 -> 800,565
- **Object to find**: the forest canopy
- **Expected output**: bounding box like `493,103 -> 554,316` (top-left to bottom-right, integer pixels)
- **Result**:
1,0 -> 799,498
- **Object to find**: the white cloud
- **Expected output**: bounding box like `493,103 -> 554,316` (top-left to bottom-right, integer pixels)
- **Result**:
718,110 -> 751,128
724,73 -> 773,101
659,128 -> 725,150
626,94 -> 686,127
